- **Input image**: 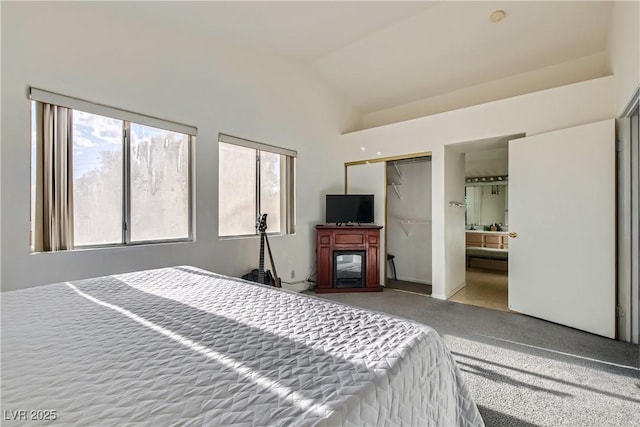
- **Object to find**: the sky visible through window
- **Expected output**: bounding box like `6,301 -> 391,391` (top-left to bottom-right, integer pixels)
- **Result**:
71,111 -> 180,177
71,110 -> 189,245
72,111 -> 123,245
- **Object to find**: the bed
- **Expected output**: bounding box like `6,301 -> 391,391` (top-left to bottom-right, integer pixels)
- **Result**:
1,266 -> 483,426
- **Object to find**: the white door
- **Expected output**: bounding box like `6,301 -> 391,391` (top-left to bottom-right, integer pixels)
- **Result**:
347,162 -> 386,286
508,120 -> 615,338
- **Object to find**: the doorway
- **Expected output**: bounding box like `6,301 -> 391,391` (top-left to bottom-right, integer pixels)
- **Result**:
448,135 -> 519,311
385,157 -> 432,296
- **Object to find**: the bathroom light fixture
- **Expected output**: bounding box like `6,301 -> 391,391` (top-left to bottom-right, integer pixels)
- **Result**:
466,175 -> 508,184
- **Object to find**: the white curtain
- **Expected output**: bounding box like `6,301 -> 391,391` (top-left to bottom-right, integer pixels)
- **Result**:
34,103 -> 74,251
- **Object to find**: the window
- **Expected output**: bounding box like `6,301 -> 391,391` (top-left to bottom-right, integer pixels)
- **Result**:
30,88 -> 195,252
218,134 -> 296,237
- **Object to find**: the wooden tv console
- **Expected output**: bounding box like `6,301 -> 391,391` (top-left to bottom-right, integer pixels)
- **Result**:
315,225 -> 383,293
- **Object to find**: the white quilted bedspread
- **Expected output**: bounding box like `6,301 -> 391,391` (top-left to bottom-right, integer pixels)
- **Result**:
1,266 -> 483,426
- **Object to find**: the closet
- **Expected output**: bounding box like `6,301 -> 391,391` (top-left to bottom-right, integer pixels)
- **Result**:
385,157 -> 432,294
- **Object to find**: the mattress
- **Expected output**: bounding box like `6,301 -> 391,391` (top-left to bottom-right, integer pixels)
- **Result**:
1,266 -> 483,426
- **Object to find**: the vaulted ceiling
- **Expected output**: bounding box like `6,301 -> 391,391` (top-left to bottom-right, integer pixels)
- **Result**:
94,1 -> 613,121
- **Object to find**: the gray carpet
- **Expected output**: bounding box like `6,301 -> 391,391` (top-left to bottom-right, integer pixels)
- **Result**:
308,289 -> 640,426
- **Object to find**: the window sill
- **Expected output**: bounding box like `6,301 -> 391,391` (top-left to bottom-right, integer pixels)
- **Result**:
30,238 -> 194,255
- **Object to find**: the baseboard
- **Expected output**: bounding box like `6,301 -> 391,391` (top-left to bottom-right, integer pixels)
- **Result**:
391,276 -> 432,285
445,281 -> 466,299
280,281 -> 310,293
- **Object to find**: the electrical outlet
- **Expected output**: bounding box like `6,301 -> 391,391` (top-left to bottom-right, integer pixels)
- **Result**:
291,269 -> 296,279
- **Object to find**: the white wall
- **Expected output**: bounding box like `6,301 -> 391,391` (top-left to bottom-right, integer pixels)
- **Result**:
443,147 -> 466,299
0,2 -> 356,291
464,147 -> 509,177
340,76 -> 616,299
360,52 -> 610,130
608,1 -> 640,114
386,160 -> 432,284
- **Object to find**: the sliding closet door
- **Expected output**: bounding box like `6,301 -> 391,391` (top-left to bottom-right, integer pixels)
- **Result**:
509,120 -> 615,338
346,163 -> 386,286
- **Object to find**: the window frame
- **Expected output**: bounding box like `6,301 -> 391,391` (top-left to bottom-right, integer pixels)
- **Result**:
118,123 -> 195,247
218,133 -> 296,238
29,88 -> 197,252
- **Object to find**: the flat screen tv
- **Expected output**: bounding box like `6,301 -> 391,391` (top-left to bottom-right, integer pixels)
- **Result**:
326,194 -> 374,225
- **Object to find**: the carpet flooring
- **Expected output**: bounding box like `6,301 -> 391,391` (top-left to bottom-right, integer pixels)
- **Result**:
309,289 -> 640,426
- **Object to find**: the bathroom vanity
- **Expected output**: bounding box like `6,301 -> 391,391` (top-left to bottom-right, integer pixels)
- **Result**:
465,230 -> 509,249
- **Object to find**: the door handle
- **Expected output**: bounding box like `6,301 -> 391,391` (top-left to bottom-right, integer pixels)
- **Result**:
509,232 -> 518,238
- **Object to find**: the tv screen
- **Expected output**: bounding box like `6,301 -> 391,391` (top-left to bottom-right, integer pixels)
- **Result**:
326,194 -> 374,224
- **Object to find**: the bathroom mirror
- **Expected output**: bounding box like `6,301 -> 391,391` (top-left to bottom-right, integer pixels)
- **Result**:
465,183 -> 508,229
